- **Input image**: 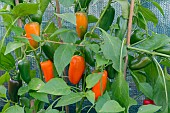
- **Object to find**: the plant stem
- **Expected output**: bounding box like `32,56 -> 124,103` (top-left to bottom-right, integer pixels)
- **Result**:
0,17 -> 19,51
128,46 -> 170,58
90,0 -> 111,34
124,0 -> 135,78
32,50 -> 43,81
153,57 -> 168,107
76,97 -> 85,113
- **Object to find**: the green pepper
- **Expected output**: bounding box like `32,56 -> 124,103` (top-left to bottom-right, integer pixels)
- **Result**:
74,0 -> 91,12
8,78 -> 22,102
99,5 -> 115,31
31,10 -> 43,24
106,64 -> 117,79
18,58 -> 31,84
155,44 -> 170,55
115,16 -> 128,40
42,22 -> 59,61
84,47 -> 95,67
130,54 -> 152,70
130,29 -> 145,44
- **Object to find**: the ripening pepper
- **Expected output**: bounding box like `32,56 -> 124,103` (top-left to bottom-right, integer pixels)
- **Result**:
24,22 -> 40,48
68,55 -> 85,85
143,99 -> 155,105
40,60 -> 54,82
18,58 -> 31,84
8,78 -> 22,102
92,70 -> 108,100
76,12 -> 88,40
130,54 -> 152,70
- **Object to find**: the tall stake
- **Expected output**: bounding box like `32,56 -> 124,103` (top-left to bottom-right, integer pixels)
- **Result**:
56,0 -> 62,28
124,0 -> 135,78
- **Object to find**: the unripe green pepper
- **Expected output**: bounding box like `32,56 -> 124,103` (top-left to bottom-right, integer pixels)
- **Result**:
130,29 -> 144,44
18,58 -> 31,84
155,44 -> 170,55
8,78 -> 22,102
106,64 -> 117,79
130,54 -> 152,70
84,47 -> 95,67
99,5 -> 115,31
31,10 -> 43,24
115,16 -> 128,40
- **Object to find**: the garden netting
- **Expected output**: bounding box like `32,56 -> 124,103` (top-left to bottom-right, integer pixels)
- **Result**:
0,0 -> 170,112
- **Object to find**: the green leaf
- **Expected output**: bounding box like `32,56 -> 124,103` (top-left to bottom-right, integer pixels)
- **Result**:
0,85 -> 6,98
99,100 -> 125,112
139,6 -> 158,26
139,83 -> 153,99
96,54 -> 108,67
95,91 -> 111,112
0,14 -> 14,30
4,42 -> 25,55
115,0 -> 129,19
0,0 -> 14,6
28,78 -> 45,91
86,44 -> 99,53
137,105 -> 161,113
137,11 -> 147,30
54,44 -> 76,76
4,105 -> 24,113
1,102 -> 10,113
135,34 -> 170,51
45,109 -> 59,113
18,86 -> 29,96
39,0 -> 50,14
60,30 -> 78,43
12,3 -> 39,17
160,58 -> 170,67
14,36 -> 29,43
86,73 -> 103,89
86,91 -> 95,105
58,0 -> 74,7
0,47 -> 15,71
55,92 -> 83,107
111,74 -> 137,112
50,28 -> 70,38
130,70 -> 153,99
88,15 -> 98,23
20,97 -> 30,108
55,13 -> 76,25
38,78 -> 71,95
0,72 -> 10,85
100,29 -> 126,72
12,26 -> 24,36
151,1 -> 164,16
31,34 -> 41,42
29,92 -> 49,103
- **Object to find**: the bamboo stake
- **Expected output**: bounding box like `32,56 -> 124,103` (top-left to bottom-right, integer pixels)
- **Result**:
124,0 -> 135,78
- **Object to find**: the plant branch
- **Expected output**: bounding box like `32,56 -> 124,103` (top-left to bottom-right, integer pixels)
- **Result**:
124,0 -> 135,78
56,0 -> 62,28
90,0 -> 111,34
0,17 -> 20,51
128,46 -> 170,58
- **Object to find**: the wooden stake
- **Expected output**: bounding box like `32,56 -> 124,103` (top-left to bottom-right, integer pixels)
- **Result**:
124,0 -> 135,78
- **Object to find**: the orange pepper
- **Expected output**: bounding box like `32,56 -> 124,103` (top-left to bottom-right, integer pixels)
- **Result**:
76,12 -> 88,40
92,70 -> 108,100
24,22 -> 40,48
40,60 -> 54,82
68,55 -> 85,85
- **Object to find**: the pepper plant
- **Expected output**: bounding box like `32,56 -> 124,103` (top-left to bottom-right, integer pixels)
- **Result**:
0,0 -> 169,113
